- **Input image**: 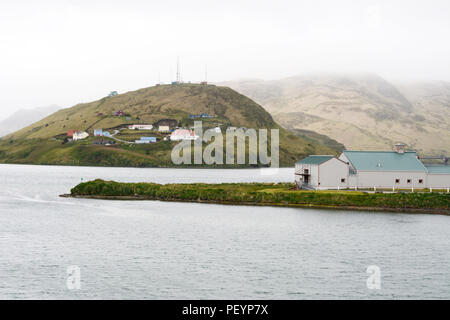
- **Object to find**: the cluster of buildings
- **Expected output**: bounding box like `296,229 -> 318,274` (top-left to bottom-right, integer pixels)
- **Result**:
65,112 -> 244,147
126,124 -> 223,142
127,124 -> 171,132
295,144 -> 450,190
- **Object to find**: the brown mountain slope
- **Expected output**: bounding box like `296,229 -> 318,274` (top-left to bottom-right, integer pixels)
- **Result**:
220,74 -> 450,155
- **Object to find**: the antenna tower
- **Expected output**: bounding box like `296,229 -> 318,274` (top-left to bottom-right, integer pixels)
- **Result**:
176,57 -> 181,83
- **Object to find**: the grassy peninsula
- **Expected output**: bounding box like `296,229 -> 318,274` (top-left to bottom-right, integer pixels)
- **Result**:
66,180 -> 450,215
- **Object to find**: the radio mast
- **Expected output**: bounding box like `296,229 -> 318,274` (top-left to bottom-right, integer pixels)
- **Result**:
176,57 -> 181,83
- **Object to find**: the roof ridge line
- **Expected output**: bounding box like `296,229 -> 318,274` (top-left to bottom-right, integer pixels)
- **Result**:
344,150 -> 416,153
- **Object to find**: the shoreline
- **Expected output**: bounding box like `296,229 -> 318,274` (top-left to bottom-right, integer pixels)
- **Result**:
66,180 -> 450,216
0,162 -> 292,170
60,193 -> 450,216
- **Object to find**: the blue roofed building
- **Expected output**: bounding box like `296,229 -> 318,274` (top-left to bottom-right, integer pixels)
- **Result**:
295,155 -> 350,189
424,165 -> 450,188
296,144 -> 450,190
140,137 -> 157,143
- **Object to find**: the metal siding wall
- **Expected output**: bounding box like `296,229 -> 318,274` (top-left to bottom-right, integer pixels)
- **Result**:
318,159 -> 349,188
427,174 -> 450,188
356,171 -> 427,188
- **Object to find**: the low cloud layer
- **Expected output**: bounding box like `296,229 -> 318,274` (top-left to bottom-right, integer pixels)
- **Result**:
0,0 -> 449,120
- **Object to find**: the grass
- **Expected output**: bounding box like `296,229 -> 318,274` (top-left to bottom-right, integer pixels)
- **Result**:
69,180 -> 450,214
0,84 -> 343,167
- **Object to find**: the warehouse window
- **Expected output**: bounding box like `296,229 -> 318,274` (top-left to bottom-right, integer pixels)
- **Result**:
341,178 -> 346,183
407,179 -> 412,184
419,179 -> 423,184
395,179 -> 400,184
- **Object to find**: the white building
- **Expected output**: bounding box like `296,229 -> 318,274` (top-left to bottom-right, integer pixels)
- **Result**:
170,129 -> 199,141
158,125 -> 170,132
295,144 -> 450,190
73,131 -> 89,141
128,124 -> 153,130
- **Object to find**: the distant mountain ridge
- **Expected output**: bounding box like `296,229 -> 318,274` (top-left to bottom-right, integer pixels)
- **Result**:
0,105 -> 61,138
220,74 -> 450,155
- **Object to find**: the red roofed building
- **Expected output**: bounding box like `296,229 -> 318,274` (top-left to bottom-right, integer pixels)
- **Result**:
170,129 -> 199,141
67,130 -> 77,137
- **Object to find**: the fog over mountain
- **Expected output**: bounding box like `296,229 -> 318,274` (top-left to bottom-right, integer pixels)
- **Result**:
220,74 -> 450,155
1,0 -> 450,118
0,105 -> 61,138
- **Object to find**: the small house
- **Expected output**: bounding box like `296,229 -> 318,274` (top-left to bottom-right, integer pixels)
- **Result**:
158,125 -> 170,132
94,129 -> 103,137
73,131 -> 89,141
135,140 -> 150,144
67,130 -> 76,137
170,129 -> 199,141
128,124 -> 153,130
295,155 -> 349,190
140,137 -> 157,143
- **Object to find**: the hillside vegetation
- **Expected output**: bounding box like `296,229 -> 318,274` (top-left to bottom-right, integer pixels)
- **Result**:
221,74 -> 450,155
0,84 -> 343,167
68,180 -> 450,214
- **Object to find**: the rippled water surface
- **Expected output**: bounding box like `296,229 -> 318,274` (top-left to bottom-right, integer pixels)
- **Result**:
0,164 -> 449,299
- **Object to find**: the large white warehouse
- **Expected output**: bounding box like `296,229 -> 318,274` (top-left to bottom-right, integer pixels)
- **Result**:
295,144 -> 450,190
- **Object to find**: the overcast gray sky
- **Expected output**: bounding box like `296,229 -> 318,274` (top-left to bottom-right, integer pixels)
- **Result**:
0,0 -> 449,120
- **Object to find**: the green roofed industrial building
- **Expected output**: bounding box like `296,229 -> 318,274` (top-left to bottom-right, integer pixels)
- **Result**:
296,155 -> 334,165
295,144 -> 450,190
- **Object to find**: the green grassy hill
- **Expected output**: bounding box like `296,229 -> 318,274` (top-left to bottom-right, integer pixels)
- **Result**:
0,84 -> 343,167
